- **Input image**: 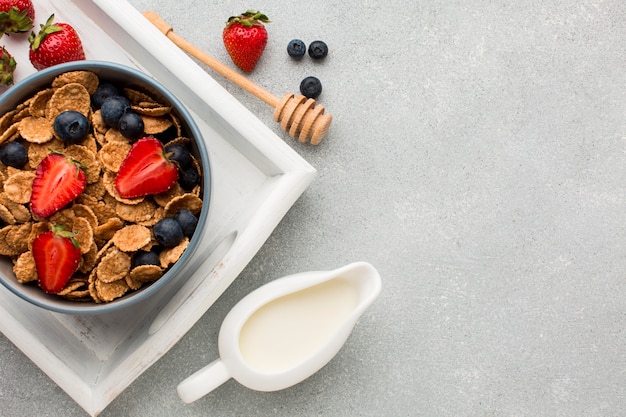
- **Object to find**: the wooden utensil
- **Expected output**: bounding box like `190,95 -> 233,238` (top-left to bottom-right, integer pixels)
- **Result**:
143,11 -> 332,145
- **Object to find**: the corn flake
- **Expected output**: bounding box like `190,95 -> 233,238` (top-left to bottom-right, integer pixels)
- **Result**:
4,171 -> 35,204
14,251 -> 37,283
0,123 -> 19,145
153,182 -> 184,207
18,116 -> 54,143
111,224 -> 152,252
0,226 -> 20,256
72,216 -> 94,254
0,193 -> 30,223
28,139 -> 65,169
97,248 -> 131,283
141,114 -> 173,134
115,200 -> 159,224
29,89 -> 55,118
95,276 -> 129,302
164,193 -> 203,217
71,203 -> 98,229
123,88 -> 157,105
0,204 -> 16,225
159,237 -> 189,268
130,264 -> 163,283
91,110 -> 107,135
52,70 -> 99,95
132,105 -> 171,117
79,241 -> 99,274
46,82 -> 91,120
104,128 -> 130,144
57,276 -> 89,296
98,141 -> 131,172
6,222 -> 32,253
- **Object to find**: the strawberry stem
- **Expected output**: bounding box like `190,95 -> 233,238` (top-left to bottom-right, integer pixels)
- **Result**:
28,14 -> 63,51
50,224 -> 80,248
49,149 -> 88,172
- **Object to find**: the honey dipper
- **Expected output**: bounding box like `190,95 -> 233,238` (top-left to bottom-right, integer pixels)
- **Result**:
143,11 -> 332,145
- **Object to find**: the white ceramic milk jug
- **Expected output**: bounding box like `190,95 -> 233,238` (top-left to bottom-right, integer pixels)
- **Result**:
177,261 -> 382,403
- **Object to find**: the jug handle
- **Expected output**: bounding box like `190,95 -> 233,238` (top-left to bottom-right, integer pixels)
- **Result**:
177,358 -> 231,403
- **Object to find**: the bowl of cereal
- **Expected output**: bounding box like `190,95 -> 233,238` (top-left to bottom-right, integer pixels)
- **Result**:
0,61 -> 211,315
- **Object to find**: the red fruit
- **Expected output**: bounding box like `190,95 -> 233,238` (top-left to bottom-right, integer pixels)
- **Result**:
0,46 -> 16,86
222,10 -> 270,72
30,153 -> 87,218
115,137 -> 179,198
28,14 -> 85,71
0,0 -> 34,35
32,225 -> 81,294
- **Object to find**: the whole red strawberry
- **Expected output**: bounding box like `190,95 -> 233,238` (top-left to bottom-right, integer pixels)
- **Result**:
0,46 -> 16,85
32,224 -> 81,294
222,10 -> 270,72
28,14 -> 85,71
115,137 -> 179,198
0,0 -> 34,35
30,152 -> 87,218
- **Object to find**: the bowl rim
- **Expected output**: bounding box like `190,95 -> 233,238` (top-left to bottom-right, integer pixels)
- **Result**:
0,60 -> 212,315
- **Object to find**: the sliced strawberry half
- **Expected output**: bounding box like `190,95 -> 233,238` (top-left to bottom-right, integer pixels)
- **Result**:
30,152 -> 87,218
32,225 -> 81,294
114,137 -> 179,198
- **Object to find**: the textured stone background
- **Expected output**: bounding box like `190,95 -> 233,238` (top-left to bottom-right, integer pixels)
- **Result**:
1,1 -> 624,416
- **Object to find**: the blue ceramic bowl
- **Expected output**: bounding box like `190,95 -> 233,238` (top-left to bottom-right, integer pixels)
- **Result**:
0,61 -> 211,315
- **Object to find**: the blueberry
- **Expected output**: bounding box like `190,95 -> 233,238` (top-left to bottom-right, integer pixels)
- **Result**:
0,141 -> 27,168
53,110 -> 90,143
118,111 -> 144,140
133,249 -> 160,268
92,82 -> 120,109
287,39 -> 306,58
100,95 -> 130,128
300,76 -> 323,99
178,166 -> 200,190
152,218 -> 184,248
165,143 -> 192,169
308,40 -> 328,59
174,209 -> 198,237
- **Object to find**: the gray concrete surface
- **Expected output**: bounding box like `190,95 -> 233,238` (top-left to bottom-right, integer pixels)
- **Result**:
1,0 -> 625,416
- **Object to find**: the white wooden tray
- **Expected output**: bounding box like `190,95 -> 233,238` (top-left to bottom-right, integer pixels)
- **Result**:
0,0 -> 316,415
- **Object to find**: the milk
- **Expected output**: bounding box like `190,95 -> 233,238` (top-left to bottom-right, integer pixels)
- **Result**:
239,278 -> 359,372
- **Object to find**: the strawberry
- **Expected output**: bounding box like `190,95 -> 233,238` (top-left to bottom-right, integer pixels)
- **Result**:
222,10 -> 270,72
0,46 -> 16,86
30,152 -> 87,218
32,224 -> 81,294
0,0 -> 34,35
28,14 -> 85,71
115,137 -> 179,198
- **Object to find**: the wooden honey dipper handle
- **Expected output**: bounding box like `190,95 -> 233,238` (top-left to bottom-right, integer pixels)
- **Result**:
143,10 -> 331,145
